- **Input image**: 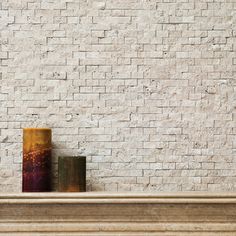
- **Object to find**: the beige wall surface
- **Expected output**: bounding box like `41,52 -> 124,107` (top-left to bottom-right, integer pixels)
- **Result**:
0,0 -> 235,192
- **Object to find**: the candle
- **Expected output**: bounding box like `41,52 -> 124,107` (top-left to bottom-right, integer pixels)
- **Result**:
22,128 -> 52,192
58,156 -> 86,192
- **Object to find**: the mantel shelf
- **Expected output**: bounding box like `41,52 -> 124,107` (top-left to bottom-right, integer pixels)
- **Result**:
1,192 -> 236,235
1,191 -> 236,203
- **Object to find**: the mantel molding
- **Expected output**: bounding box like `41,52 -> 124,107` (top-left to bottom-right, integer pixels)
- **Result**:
2,192 -> 236,204
1,192 -> 236,235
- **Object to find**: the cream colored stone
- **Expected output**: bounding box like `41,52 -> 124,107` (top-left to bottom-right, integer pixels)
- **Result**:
0,0 -> 235,192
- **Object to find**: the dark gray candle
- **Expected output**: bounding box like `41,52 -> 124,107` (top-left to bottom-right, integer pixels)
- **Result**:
58,156 -> 86,192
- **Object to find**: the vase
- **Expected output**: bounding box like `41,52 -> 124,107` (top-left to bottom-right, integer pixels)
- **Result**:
58,156 -> 86,192
22,128 -> 52,192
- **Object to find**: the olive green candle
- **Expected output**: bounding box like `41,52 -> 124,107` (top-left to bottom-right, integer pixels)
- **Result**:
58,156 -> 86,192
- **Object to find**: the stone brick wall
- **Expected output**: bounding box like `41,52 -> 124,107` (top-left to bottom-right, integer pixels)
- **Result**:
0,0 -> 235,192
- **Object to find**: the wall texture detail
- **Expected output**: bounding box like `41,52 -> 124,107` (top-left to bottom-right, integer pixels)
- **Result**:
0,0 -> 235,192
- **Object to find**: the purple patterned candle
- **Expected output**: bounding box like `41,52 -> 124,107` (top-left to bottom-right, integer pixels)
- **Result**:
22,128 -> 52,192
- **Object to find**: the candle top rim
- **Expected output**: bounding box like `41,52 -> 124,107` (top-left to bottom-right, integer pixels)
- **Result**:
23,128 -> 51,130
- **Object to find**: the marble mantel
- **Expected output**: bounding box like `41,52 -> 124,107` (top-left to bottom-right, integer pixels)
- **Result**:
1,192 -> 236,235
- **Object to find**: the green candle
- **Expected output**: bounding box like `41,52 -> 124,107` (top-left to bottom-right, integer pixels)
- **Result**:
58,156 -> 86,192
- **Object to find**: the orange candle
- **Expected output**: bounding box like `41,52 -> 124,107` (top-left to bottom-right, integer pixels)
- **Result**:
22,128 -> 52,192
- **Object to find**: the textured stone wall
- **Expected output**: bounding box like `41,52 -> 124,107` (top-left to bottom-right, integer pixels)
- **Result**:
0,0 -> 235,192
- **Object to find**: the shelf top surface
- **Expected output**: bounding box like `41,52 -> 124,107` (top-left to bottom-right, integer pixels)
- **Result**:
1,192 -> 236,199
